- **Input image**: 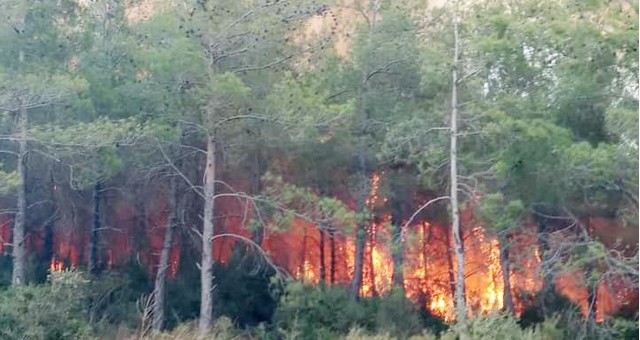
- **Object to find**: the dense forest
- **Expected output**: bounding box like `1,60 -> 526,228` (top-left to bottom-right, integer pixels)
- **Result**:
0,0 -> 638,339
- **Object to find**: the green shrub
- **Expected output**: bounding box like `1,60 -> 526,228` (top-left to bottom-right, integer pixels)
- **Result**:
150,317 -> 243,340
165,254 -> 202,328
162,246 -> 279,330
552,309 -> 639,340
0,255 -> 12,288
439,313 -> 562,340
0,270 -> 93,340
273,283 -> 372,338
343,328 -> 395,340
273,283 -> 432,339
610,314 -> 639,340
87,261 -> 152,330
374,288 -> 426,337
212,247 -> 279,327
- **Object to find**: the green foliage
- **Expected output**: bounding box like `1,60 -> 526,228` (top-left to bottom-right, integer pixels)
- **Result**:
165,256 -> 202,328
478,193 -> 524,232
610,314 -> 639,340
209,72 -> 251,103
273,283 -> 433,339
87,262 -> 152,330
343,328 -> 397,340
374,288 -> 427,338
0,270 -> 93,340
149,317 -> 242,340
30,117 -> 146,188
0,0 -> 637,338
212,247 -> 279,328
261,172 -> 357,232
441,313 -> 562,340
273,283 -> 374,338
0,164 -> 19,194
267,71 -> 355,142
0,256 -> 13,288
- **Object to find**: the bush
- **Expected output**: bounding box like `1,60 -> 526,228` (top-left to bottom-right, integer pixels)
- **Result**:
551,309 -> 640,340
0,255 -> 12,288
149,317 -> 244,340
162,246 -> 279,330
438,313 -> 562,340
165,254 -> 202,328
374,288 -> 428,337
0,270 -> 94,340
273,283 -> 433,339
273,283 -> 372,338
212,247 -> 279,327
87,261 -> 152,330
344,328 -> 395,340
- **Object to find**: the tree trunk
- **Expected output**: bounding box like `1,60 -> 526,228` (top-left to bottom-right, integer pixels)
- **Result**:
351,0 -> 378,300
88,180 -> 101,276
300,226 -> 307,282
351,222 -> 366,298
329,227 -> 336,285
582,219 -> 597,322
422,223 -> 432,286
38,169 -> 56,282
586,264 -> 598,321
369,228 -> 377,297
445,228 -> 457,305
250,128 -> 264,245
319,226 -> 326,286
499,234 -> 514,314
535,215 -> 554,316
152,169 -> 179,331
391,183 -> 405,288
450,8 -> 466,323
11,104 -> 27,286
199,134 -> 216,334
350,183 -> 367,299
133,185 -> 148,263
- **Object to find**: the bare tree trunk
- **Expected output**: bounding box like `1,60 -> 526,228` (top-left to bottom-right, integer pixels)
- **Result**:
199,134 -> 216,334
422,224 -> 428,285
350,0 -> 379,300
38,169 -> 57,282
250,131 -> 264,245
582,219 -> 598,322
499,234 -> 514,314
445,228 -> 457,305
351,185 -> 367,299
133,185 -> 148,263
329,227 -> 336,285
152,170 -> 179,331
300,226 -> 307,282
535,215 -> 554,316
319,226 -> 326,286
88,180 -> 101,276
586,264 -> 598,321
422,223 -> 432,286
450,7 -> 466,323
11,104 -> 27,286
391,183 -> 406,288
369,228 -> 377,296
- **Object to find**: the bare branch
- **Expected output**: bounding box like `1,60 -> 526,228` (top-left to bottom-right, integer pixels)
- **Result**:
401,196 -> 450,231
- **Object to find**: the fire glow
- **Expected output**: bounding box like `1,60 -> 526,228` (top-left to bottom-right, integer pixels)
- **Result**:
1,172 -> 635,322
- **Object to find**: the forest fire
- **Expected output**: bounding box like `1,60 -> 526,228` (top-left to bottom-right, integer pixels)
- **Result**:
49,256 -> 65,272
0,171 -> 635,323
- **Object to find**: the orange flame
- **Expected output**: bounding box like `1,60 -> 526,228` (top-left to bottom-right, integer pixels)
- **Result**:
49,256 -> 65,272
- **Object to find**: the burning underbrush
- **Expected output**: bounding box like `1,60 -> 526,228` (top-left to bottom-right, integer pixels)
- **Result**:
0,173 -> 636,324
